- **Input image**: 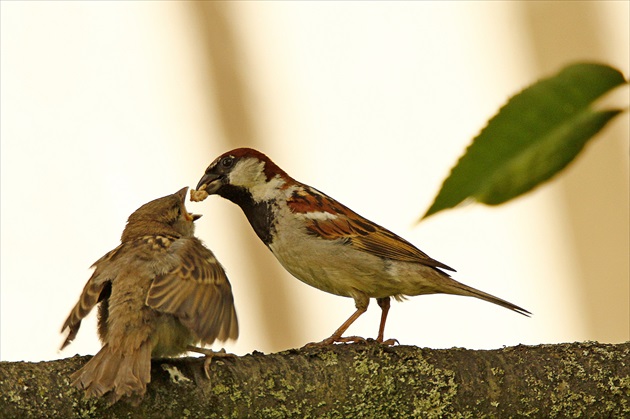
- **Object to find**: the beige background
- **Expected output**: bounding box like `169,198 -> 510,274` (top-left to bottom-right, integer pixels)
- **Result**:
1,1 -> 628,362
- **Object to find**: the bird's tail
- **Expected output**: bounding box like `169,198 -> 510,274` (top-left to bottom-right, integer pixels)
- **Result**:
444,278 -> 531,316
71,342 -> 152,405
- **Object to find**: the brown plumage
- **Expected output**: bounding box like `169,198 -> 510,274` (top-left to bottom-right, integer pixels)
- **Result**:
61,187 -> 238,404
287,187 -> 455,270
194,148 -> 529,346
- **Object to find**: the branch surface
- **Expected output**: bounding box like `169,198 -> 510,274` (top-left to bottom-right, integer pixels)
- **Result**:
1,341 -> 628,418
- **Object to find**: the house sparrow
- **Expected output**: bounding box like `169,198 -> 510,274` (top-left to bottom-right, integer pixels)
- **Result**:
193,148 -> 530,346
61,187 -> 238,404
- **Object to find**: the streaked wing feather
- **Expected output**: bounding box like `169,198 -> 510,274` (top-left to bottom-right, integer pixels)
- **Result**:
146,237 -> 238,344
290,187 -> 455,271
351,231 -> 455,271
60,244 -> 124,349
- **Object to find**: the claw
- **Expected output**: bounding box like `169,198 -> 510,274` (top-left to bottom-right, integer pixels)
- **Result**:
304,335 -> 399,348
304,335 -> 368,347
187,346 -> 235,379
379,338 -> 399,346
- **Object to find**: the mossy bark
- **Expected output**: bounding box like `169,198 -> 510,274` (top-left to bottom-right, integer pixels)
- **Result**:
1,341 -> 628,418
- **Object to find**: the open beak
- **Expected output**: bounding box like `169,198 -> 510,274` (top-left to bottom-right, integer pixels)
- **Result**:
175,186 -> 189,201
184,212 -> 201,222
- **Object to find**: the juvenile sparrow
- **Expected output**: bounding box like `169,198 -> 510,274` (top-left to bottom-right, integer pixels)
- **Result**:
193,148 -> 530,345
61,187 -> 238,404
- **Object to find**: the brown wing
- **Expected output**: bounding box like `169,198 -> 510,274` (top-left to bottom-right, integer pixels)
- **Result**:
145,237 -> 238,345
290,186 -> 455,272
60,244 -> 124,350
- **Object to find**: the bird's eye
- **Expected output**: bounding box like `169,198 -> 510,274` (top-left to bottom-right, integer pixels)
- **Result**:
221,156 -> 234,168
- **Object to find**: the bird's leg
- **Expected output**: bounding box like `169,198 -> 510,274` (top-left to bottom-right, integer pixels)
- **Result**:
376,297 -> 398,346
308,295 -> 369,346
187,346 -> 235,379
324,307 -> 367,344
376,297 -> 390,342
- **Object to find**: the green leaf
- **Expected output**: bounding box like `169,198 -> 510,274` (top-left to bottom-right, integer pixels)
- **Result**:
422,62 -> 627,220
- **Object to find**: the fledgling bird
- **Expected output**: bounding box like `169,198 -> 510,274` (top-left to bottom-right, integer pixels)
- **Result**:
61,187 -> 238,404
193,148 -> 530,346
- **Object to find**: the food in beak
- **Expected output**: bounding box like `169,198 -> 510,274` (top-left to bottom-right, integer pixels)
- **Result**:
190,184 -> 209,202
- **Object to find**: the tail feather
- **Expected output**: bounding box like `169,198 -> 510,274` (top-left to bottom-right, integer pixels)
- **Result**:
445,279 -> 531,317
71,343 -> 152,404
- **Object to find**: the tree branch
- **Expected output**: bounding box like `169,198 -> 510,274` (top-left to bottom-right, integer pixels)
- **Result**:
1,341 -> 628,418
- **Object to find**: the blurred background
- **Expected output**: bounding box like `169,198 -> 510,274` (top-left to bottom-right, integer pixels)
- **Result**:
1,1 -> 628,362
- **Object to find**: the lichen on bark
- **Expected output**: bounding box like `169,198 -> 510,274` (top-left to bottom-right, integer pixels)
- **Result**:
0,341 -> 628,418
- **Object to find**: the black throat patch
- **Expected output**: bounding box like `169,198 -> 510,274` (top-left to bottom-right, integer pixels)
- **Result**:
218,185 -> 276,246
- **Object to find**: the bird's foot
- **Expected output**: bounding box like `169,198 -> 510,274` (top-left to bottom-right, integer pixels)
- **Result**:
377,338 -> 399,346
305,335 -> 367,347
335,335 -> 368,344
187,346 -> 236,379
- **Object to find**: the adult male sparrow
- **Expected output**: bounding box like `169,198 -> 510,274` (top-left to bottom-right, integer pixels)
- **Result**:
193,148 -> 530,345
61,187 -> 238,404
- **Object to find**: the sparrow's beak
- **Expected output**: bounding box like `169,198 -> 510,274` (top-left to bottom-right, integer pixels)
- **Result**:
196,172 -> 223,194
175,186 -> 190,201
183,211 -> 199,222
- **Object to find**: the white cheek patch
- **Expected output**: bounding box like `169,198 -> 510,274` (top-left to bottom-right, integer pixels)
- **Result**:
228,159 -> 266,186
228,159 -> 287,202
